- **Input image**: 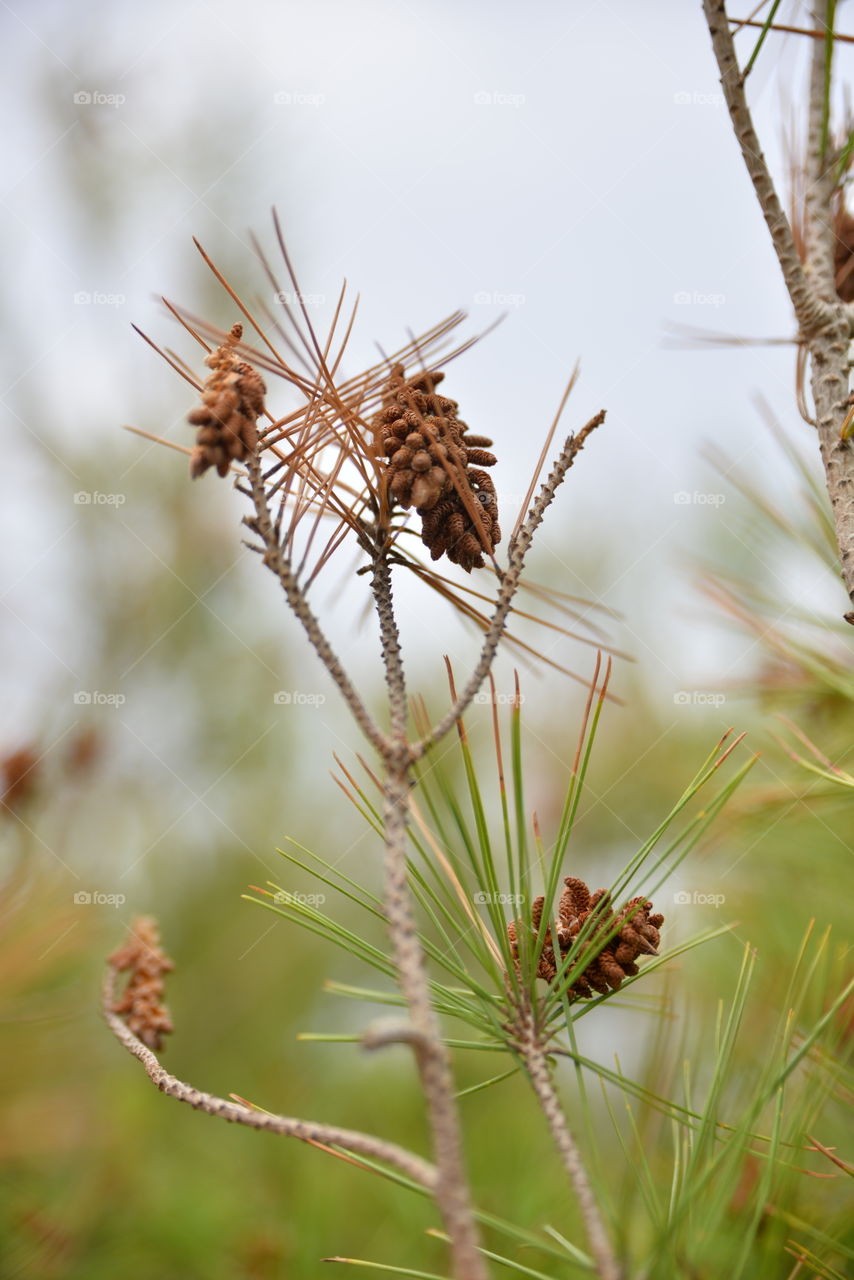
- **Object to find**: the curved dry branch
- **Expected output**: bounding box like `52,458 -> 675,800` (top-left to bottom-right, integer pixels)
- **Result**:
102,966 -> 438,1191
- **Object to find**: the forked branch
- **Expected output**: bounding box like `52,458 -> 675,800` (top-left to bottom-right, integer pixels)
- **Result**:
123,257 -> 611,1280
702,0 -> 854,620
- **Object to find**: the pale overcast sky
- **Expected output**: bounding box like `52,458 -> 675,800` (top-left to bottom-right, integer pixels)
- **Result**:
2,0 -> 850,739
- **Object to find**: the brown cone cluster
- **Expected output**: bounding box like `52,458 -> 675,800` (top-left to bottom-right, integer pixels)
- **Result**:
508,876 -> 663,998
109,916 -> 174,1050
372,363 -> 500,571
187,323 -> 266,478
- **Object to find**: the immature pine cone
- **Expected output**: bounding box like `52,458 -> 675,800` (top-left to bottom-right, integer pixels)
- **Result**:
187,323 -> 266,478
109,915 -> 174,1050
507,876 -> 663,999
372,364 -> 500,571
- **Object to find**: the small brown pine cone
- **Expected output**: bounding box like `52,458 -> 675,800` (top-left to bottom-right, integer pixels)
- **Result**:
372,363 -> 500,570
506,875 -> 664,1001
109,916 -> 174,1051
507,896 -> 558,981
187,324 -> 266,478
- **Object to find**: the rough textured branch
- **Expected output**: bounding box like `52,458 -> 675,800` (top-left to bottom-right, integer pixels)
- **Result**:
416,411 -> 606,756
380,767 -> 487,1279
703,0 -> 854,620
372,548 -> 408,741
509,997 -> 622,1280
102,966 -> 437,1190
373,532 -> 487,1278
702,0 -> 835,337
803,1 -> 838,304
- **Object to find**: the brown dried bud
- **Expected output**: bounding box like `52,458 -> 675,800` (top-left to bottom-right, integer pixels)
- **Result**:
371,363 -> 500,569
507,876 -> 663,1000
109,916 -> 175,1051
187,323 -> 266,479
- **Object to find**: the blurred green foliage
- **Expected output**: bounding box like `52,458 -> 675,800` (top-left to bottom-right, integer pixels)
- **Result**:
1,427 -> 851,1275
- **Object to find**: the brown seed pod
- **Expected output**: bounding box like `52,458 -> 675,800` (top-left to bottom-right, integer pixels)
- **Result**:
187,323 -> 266,478
109,916 -> 175,1051
372,363 -> 500,570
507,876 -> 663,1000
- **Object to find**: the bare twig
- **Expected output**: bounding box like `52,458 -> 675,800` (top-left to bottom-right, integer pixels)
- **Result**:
372,547 -> 408,741
703,0 -> 854,621
102,966 -> 438,1191
730,17 -> 854,45
509,995 -> 622,1280
371,544 -> 488,1279
702,0 -> 836,337
416,411 -> 606,756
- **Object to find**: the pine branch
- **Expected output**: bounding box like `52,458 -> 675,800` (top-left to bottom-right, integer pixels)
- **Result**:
102,965 -> 437,1190
380,766 -> 488,1280
372,541 -> 487,1279
372,548 -> 408,742
510,995 -> 623,1280
702,0 -> 836,337
703,0 -> 854,621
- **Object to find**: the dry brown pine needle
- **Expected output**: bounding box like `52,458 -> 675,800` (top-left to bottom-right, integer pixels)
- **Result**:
372,363 -> 500,571
109,915 -> 174,1050
188,323 -> 266,479
508,876 -> 663,998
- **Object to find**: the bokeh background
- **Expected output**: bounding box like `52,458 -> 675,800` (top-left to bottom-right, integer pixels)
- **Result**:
2,1 -> 852,1277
